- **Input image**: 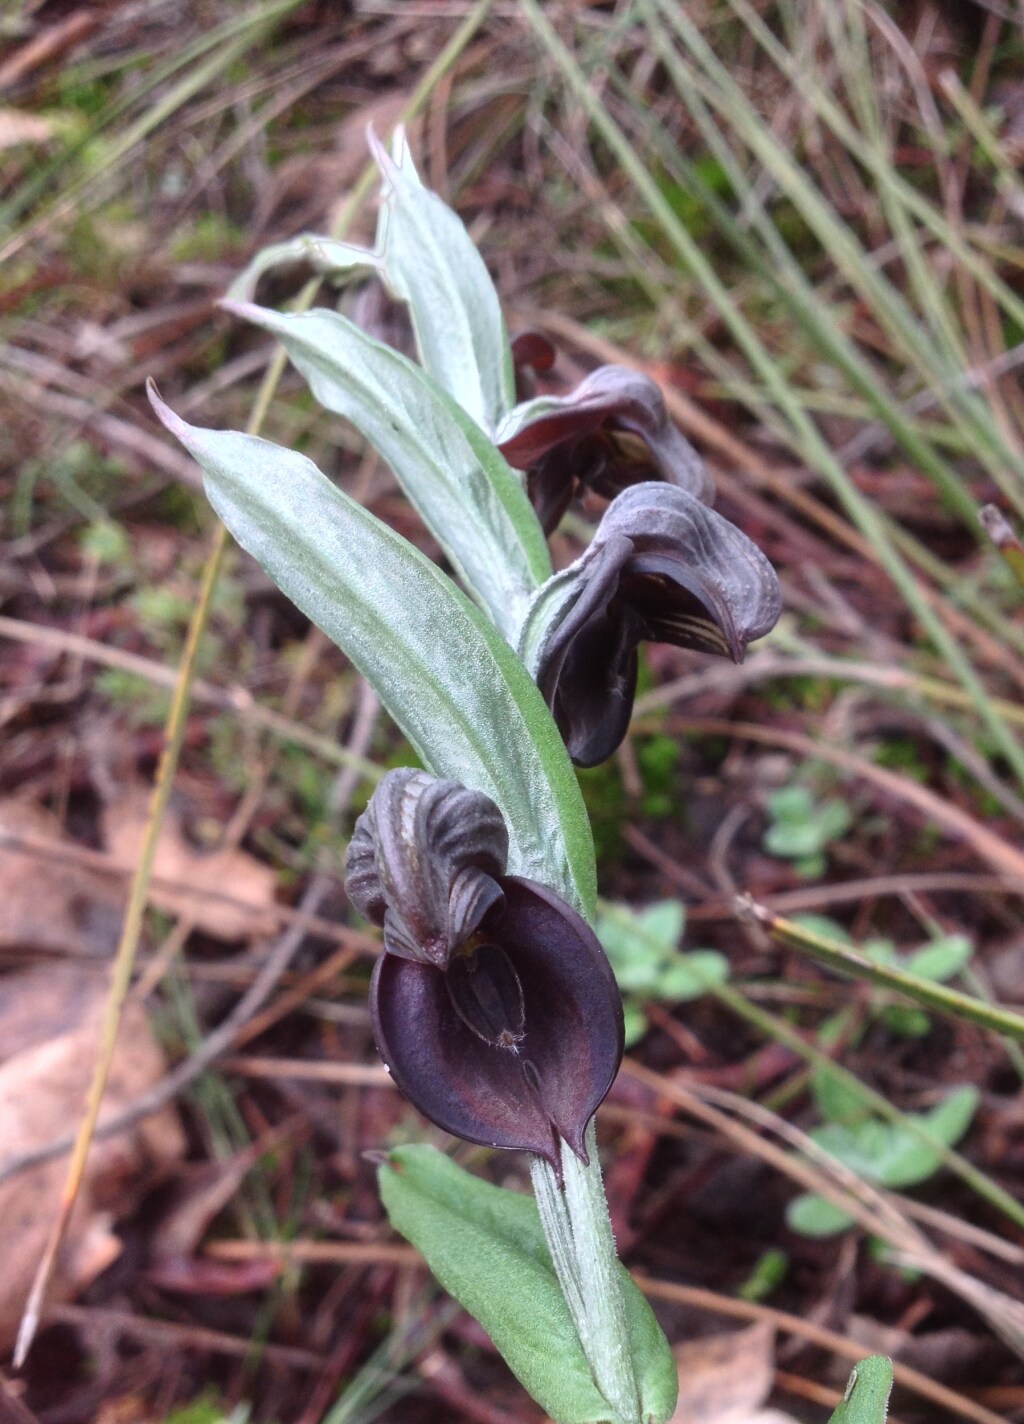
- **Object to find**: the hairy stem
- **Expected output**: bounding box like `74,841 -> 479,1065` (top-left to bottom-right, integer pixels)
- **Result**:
532,1123 -> 642,1424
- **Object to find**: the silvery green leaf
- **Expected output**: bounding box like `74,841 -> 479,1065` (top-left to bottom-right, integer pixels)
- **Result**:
149,386 -> 595,917
380,1145 -> 678,1424
517,564 -> 592,679
222,300 -> 551,642
370,127 -> 516,431
225,233 -> 381,303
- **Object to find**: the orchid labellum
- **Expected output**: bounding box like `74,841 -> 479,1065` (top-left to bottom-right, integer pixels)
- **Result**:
345,770 -> 624,1169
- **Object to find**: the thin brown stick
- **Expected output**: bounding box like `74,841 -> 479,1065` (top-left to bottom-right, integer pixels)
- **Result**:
219,1056 -> 393,1087
0,615 -> 381,778
207,1239 -> 420,1269
633,1276 -> 1006,1424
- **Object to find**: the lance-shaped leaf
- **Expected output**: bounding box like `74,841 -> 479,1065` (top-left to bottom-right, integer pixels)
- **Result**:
524,482 -> 782,767
371,876 -> 624,1168
379,1145 -> 679,1424
148,386 -> 596,916
370,127 -> 516,431
346,769 -> 509,967
496,365 -> 716,533
222,300 -> 550,643
225,130 -> 515,429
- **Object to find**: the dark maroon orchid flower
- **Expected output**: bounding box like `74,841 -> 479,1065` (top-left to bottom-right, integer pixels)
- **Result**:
529,482 -> 782,768
345,768 -> 508,968
496,364 -> 716,533
345,771 -> 624,1170
510,329 -> 556,402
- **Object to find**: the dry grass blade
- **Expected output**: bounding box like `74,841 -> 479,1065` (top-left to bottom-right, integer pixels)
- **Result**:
12,524 -> 227,1369
623,1061 -> 1024,1360
744,902 -> 1024,1041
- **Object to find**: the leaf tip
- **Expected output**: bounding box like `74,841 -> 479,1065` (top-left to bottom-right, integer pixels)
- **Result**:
366,122 -> 396,181
219,297 -> 265,325
146,379 -> 187,442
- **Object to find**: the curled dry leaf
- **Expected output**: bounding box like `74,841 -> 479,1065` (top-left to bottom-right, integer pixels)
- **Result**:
0,800 -> 123,959
671,1321 -> 798,1424
101,782 -> 278,942
0,966 -> 185,1350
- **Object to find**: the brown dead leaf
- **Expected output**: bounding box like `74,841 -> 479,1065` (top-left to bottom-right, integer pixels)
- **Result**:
671,1321 -> 798,1424
0,966 -> 186,1351
101,782 -> 278,942
0,800 -> 123,958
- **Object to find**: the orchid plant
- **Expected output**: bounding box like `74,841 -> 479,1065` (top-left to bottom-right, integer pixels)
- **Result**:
149,131 -> 888,1424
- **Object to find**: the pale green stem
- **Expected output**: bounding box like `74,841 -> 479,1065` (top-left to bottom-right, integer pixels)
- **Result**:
531,1123 -> 642,1424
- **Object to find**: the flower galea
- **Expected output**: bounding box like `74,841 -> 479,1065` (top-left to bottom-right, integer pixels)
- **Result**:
528,482 -> 782,768
497,363 -> 716,533
345,770 -> 624,1169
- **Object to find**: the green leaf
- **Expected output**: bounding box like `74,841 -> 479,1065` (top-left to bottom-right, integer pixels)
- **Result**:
811,1065 -> 873,1128
811,1086 -> 978,1189
225,132 -> 516,433
149,389 -> 595,917
372,129 -> 516,431
904,934 -> 973,982
786,1193 -> 856,1237
766,785 -> 814,822
596,901 -> 684,984
764,820 -> 827,858
221,301 -> 550,643
879,1004 -> 931,1038
596,901 -> 726,1002
764,789 -> 850,860
827,1356 -> 893,1424
636,901 -> 687,950
622,1002 -> 648,1047
871,1086 -> 979,1188
379,1145 -> 677,1424
656,952 -> 729,1000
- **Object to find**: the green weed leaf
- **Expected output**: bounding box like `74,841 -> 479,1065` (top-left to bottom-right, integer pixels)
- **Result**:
379,1145 -> 677,1424
827,1356 -> 893,1424
791,1085 -> 980,1236
148,387 -> 595,916
596,901 -> 726,1046
904,934 -> 973,982
786,1193 -> 857,1237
